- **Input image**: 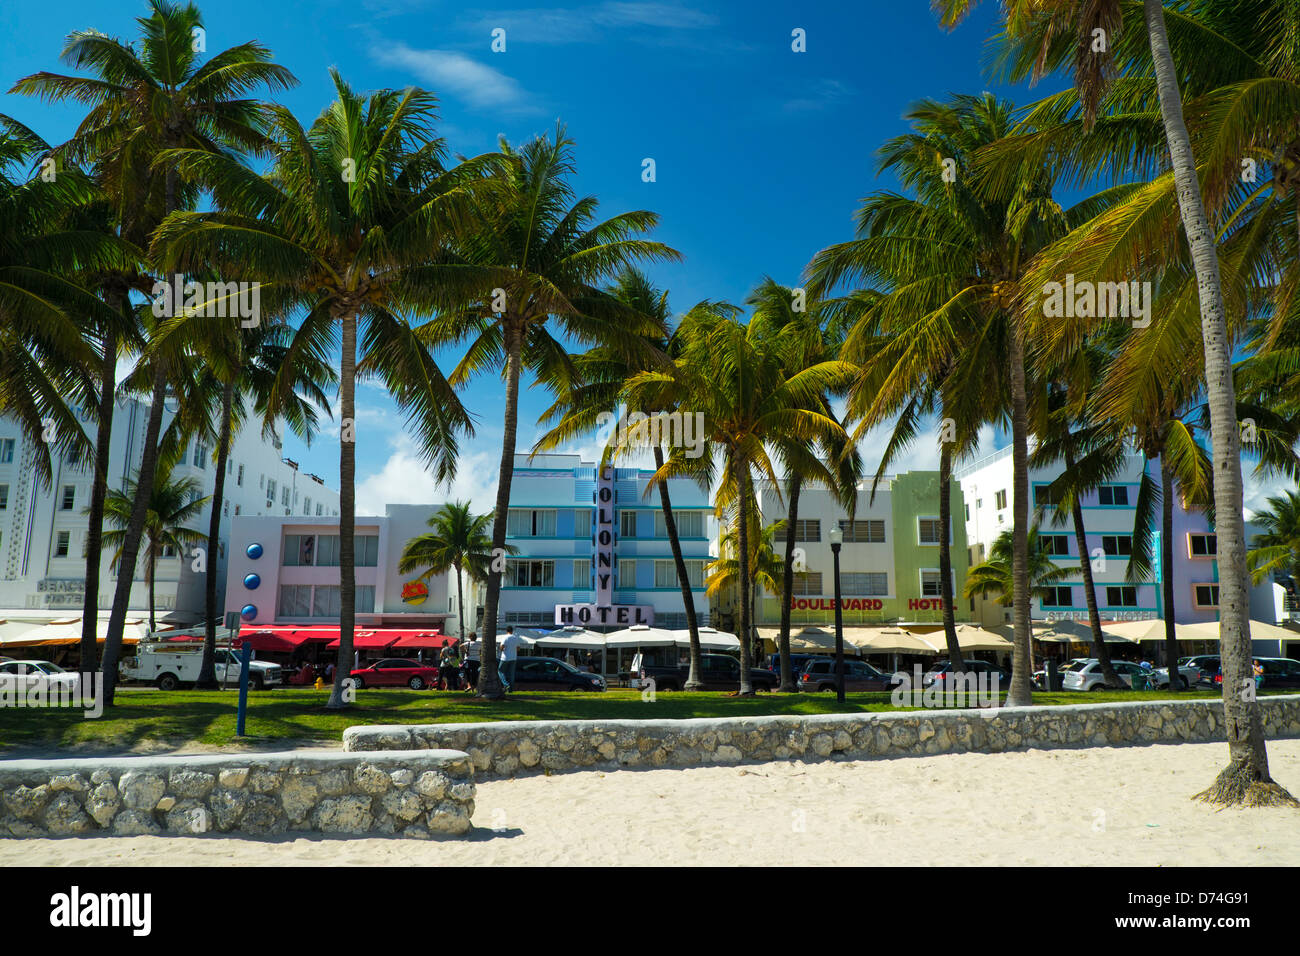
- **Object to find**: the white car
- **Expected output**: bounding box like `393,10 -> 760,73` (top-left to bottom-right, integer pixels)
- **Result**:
0,659 -> 82,690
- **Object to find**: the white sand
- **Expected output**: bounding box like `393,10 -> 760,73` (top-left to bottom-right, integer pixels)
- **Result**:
4,739 -> 1299,866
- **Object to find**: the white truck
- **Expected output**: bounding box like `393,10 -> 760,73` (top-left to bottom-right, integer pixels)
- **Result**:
119,641 -> 283,691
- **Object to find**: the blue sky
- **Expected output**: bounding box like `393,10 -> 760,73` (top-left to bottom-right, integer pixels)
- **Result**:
2,0 -> 1089,513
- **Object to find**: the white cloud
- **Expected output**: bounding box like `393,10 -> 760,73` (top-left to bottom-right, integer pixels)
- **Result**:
355,435 -> 500,516
469,3 -> 718,44
371,42 -> 533,111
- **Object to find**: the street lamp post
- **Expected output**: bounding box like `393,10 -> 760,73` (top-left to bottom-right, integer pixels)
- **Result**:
830,526 -> 845,703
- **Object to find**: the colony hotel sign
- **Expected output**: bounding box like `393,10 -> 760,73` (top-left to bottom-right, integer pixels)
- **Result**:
555,464 -> 655,627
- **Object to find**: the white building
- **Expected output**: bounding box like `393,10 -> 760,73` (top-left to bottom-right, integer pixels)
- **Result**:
0,396 -> 338,624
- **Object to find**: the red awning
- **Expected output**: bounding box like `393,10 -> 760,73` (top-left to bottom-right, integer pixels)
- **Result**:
233,628 -> 311,653
391,633 -> 453,650
326,631 -> 397,650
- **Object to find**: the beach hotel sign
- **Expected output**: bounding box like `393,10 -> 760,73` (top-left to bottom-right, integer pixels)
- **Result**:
555,464 -> 654,627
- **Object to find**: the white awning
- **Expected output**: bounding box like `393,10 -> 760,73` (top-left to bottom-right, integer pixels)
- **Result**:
605,624 -> 678,648
671,627 -> 740,650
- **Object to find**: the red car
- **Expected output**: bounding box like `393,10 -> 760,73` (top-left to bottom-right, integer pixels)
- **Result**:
349,658 -> 440,690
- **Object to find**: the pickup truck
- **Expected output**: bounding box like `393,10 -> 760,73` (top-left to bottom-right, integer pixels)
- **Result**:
635,653 -> 779,692
120,643 -> 283,691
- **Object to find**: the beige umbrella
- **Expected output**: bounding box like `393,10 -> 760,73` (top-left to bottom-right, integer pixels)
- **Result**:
1183,619 -> 1300,644
942,624 -> 1014,651
847,626 -> 941,654
779,626 -> 862,656
1101,618 -> 1201,643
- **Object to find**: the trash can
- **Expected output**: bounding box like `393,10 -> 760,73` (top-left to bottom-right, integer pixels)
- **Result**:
1130,672 -> 1147,691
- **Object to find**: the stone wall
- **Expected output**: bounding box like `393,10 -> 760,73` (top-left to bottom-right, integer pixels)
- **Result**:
0,750 -> 475,838
343,696 -> 1300,779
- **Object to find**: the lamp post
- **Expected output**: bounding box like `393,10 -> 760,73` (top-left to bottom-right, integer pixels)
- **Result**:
829,526 -> 845,703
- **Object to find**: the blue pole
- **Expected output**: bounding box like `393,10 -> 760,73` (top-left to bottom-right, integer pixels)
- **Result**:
236,641 -> 252,737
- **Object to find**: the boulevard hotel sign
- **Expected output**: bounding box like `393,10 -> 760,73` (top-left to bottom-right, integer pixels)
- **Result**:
555,464 -> 654,627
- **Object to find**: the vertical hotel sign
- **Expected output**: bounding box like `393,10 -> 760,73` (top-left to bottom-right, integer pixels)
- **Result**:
555,464 -> 654,627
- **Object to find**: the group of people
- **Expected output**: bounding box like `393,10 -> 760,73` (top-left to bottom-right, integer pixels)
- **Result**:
432,627 -> 525,692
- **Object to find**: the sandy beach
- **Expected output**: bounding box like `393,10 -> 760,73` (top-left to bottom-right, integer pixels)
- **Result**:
4,739 -> 1299,866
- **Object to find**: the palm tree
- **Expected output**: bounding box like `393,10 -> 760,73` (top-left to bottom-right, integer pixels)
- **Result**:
1248,490 -> 1300,596
963,526 -> 1074,608
624,305 -> 855,693
533,268 -> 713,689
420,126 -> 680,699
747,278 -> 861,691
936,0 -> 1297,806
100,463 -> 209,633
155,71 -> 477,708
398,501 -> 506,642
12,0 -> 297,705
707,518 -> 785,648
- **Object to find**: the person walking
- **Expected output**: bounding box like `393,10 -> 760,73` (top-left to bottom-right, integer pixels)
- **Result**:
499,626 -> 522,692
439,639 -> 460,691
463,631 -> 482,692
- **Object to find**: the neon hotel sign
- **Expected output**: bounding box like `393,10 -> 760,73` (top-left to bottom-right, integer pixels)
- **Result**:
555,465 -> 654,627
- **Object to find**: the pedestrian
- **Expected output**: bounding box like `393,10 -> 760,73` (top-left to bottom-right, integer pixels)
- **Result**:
499,626 -> 522,692
463,631 -> 481,691
1253,659 -> 1265,690
439,639 -> 460,690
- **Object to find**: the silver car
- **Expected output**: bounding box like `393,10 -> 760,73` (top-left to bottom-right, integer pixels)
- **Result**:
1062,659 -> 1149,691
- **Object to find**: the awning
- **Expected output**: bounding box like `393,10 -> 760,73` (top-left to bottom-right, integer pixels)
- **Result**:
672,627 -> 740,651
1183,619 -> 1300,644
534,627 -> 607,649
326,631 -> 399,650
391,633 -> 452,650
233,629 -> 311,653
606,625 -> 677,648
757,626 -> 863,656
920,624 -> 1013,652
0,617 -> 147,647
991,622 -> 1137,644
845,626 -> 941,654
1101,619 -> 1202,643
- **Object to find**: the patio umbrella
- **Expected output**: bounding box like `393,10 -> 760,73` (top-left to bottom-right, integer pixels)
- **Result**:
847,626 -> 941,654
605,624 -> 677,648
533,626 -> 606,649
1183,619 -> 1300,644
1101,619 -> 1201,643
671,626 -> 740,651
779,626 -> 862,656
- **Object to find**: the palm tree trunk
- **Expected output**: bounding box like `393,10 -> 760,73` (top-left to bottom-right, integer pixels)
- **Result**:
198,377 -> 235,689
1066,447 -> 1121,687
327,311 -> 357,709
1006,329 -> 1034,706
1143,0 -> 1289,804
79,322 -> 119,674
939,442 -> 963,671
147,545 -> 157,634
455,561 -> 465,642
777,474 -> 803,692
480,321 -> 524,699
654,445 -> 703,690
100,363 -> 168,707
1159,454 -> 1179,691
736,458 -> 754,695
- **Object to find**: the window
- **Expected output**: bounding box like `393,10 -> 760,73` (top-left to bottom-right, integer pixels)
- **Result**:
841,572 -> 888,596
790,572 -> 824,596
303,496 -> 311,515
316,504 -> 322,516
507,559 -> 555,588
617,558 -> 636,588
0,483 -> 9,509
223,499 -> 229,516
917,517 -> 944,545
316,535 -> 341,567
54,531 -> 70,558
1189,533 -> 1217,556
161,544 -> 176,558
0,439 -> 14,463
259,474 -> 264,489
312,586 -> 341,618
1097,484 -> 1129,506
356,535 -> 379,567
507,508 -> 557,537
283,534 -> 316,566
920,570 -> 944,597
964,504 -> 969,522
839,520 -> 885,543
654,510 -> 705,538
1101,534 -> 1132,556
59,485 -> 75,510
1033,484 -> 1062,507
282,487 -> 289,506
1105,585 -> 1137,607
620,511 -> 638,538
193,441 -> 207,468
781,519 -> 821,543
574,509 -> 592,538
573,559 -> 590,589
1042,586 -> 1073,607
995,489 -> 1007,510
278,585 -> 312,617
1038,534 -> 1070,556
234,504 -> 241,516
265,478 -> 276,504
236,464 -> 244,486
1194,584 -> 1220,608
356,586 -> 375,614
654,559 -> 705,589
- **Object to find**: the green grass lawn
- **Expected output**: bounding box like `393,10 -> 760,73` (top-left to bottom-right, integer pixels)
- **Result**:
0,684 -> 1258,753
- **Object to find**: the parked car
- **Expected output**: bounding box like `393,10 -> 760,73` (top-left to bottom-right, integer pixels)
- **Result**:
1147,662 -> 1201,690
119,641 -> 283,690
1062,658 -> 1150,691
642,653 -> 779,692
767,653 -> 816,678
508,656 -> 606,692
1204,657 -> 1300,691
1032,658 -> 1088,690
797,658 -> 893,693
921,659 -> 1008,690
349,658 -> 440,690
0,659 -> 81,691
1180,655 -> 1221,686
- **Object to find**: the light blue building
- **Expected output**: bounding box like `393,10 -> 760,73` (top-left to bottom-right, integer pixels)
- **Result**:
499,454 -> 713,630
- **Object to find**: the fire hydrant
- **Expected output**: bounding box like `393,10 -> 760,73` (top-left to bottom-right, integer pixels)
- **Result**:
314,676 -> 325,691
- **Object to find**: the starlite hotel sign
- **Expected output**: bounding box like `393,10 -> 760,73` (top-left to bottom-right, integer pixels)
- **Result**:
555,465 -> 654,627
